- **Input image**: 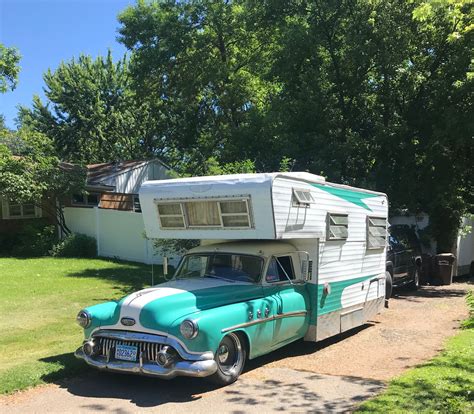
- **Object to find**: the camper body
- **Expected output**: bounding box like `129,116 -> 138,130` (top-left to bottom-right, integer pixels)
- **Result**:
75,172 -> 388,384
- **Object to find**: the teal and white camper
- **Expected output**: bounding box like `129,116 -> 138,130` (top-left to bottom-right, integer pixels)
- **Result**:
75,172 -> 388,385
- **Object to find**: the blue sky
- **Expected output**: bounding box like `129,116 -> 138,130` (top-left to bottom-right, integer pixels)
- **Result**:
0,0 -> 135,129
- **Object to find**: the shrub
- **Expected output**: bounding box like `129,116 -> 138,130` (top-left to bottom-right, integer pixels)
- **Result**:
51,233 -> 97,258
10,222 -> 57,257
462,290 -> 474,329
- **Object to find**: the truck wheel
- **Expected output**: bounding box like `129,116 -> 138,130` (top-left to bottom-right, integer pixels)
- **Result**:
385,270 -> 393,299
407,268 -> 420,290
208,332 -> 246,386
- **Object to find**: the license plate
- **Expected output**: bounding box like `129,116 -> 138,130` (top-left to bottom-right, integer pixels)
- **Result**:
115,344 -> 138,362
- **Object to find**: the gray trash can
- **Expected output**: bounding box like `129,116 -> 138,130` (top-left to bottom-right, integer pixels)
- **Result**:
435,253 -> 456,285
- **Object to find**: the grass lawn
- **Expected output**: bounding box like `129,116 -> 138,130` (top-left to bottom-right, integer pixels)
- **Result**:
357,293 -> 474,414
0,257 -> 164,394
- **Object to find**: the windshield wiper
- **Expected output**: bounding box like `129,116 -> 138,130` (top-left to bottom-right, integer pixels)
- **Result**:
203,274 -> 235,283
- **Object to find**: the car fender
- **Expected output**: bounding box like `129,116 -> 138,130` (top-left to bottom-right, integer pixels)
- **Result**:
169,298 -> 274,359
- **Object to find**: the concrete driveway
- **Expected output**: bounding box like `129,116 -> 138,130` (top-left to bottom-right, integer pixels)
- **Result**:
1,279 -> 471,413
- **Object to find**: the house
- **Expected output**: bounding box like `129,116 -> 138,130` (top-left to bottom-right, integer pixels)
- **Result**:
64,159 -> 171,212
0,197 -> 46,243
62,159 -> 173,264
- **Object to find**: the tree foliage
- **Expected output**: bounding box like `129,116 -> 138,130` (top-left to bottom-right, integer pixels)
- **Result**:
19,0 -> 473,251
118,0 -> 280,173
0,127 -> 86,234
20,51 -> 160,164
0,43 -> 20,93
118,0 -> 472,250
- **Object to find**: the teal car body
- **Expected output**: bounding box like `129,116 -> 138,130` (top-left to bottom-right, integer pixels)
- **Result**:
75,241 -> 312,380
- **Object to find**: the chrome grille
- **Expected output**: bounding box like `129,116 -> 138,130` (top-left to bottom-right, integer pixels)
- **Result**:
97,337 -> 164,362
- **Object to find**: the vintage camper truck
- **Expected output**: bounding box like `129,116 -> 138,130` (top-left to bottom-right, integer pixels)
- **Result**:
75,172 -> 389,385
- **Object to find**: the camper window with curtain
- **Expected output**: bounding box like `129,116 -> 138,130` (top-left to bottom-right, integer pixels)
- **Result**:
156,197 -> 252,229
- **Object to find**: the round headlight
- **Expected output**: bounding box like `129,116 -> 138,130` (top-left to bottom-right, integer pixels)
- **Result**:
180,319 -> 198,339
76,310 -> 91,328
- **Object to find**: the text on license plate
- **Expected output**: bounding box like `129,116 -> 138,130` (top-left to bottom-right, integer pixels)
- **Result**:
115,344 -> 138,361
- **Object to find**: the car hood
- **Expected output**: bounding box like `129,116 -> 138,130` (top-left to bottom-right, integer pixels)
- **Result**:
94,278 -> 263,334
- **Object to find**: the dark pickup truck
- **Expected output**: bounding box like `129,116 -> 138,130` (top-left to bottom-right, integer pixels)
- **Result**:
385,225 -> 423,298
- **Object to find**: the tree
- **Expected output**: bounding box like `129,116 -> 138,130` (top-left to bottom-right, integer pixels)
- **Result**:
117,0 -> 473,251
257,0 -> 473,251
117,0 -> 278,174
0,43 -> 20,93
0,127 -> 86,235
19,51 -> 160,164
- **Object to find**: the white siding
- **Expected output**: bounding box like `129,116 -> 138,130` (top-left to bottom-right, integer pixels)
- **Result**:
114,161 -> 170,194
97,161 -> 171,195
457,216 -> 474,273
64,207 -> 178,265
272,178 -> 326,239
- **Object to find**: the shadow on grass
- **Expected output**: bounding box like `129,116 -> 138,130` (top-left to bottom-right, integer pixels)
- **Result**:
65,258 -> 170,295
40,353 -> 89,384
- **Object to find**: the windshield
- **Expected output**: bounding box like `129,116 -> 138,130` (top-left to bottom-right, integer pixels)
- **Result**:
175,253 -> 263,283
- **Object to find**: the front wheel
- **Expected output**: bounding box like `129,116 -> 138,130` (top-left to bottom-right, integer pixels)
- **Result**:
208,332 -> 246,386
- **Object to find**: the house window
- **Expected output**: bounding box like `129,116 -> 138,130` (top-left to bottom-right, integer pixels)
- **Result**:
156,197 -> 252,230
293,188 -> 314,206
2,200 -> 40,219
327,213 -> 349,240
367,216 -> 387,249
265,256 -> 295,283
133,196 -> 142,213
72,193 -> 100,207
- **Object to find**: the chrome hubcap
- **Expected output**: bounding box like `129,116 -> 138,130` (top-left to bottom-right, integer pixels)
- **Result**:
218,345 -> 229,363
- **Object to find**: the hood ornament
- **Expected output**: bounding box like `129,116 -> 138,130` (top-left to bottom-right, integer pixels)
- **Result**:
121,317 -> 136,326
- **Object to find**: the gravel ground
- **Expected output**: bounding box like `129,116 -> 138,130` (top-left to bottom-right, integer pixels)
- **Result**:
1,278 -> 472,413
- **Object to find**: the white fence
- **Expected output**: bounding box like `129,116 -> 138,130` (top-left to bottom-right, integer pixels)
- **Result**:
63,207 -> 179,266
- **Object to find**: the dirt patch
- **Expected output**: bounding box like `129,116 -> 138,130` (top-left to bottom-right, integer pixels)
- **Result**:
243,280 -> 471,381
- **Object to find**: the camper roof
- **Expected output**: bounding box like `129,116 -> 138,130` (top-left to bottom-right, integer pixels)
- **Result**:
141,172 -> 326,189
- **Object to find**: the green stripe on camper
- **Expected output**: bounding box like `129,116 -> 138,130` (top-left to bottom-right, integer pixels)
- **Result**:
314,275 -> 377,315
311,184 -> 380,211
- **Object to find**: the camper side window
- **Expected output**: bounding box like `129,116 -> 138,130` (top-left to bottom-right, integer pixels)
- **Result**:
293,188 -> 314,207
327,213 -> 349,240
219,200 -> 251,228
157,203 -> 186,228
367,216 -> 387,249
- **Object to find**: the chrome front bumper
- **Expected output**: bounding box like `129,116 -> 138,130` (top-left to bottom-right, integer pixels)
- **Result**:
74,329 -> 217,379
75,348 -> 217,378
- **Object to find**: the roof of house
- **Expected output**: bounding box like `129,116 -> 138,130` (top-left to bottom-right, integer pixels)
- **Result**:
60,159 -> 170,190
87,160 -> 149,186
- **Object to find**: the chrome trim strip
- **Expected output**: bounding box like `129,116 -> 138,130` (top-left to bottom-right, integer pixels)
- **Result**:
75,348 -> 217,379
91,329 -> 214,361
221,310 -> 307,333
